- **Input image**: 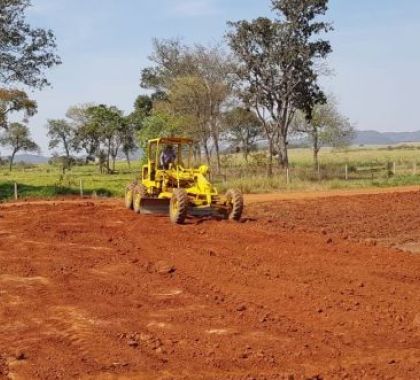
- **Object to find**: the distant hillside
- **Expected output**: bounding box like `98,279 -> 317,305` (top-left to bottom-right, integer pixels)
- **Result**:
354,130 -> 420,146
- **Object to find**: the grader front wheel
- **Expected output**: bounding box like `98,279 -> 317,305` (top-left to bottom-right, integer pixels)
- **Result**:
133,185 -> 147,214
170,189 -> 189,224
226,189 -> 244,221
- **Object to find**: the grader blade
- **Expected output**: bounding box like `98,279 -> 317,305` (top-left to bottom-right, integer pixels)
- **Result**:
140,198 -> 170,215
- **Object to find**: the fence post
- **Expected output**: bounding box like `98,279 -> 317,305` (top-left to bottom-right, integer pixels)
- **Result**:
345,164 -> 349,181
393,162 -> 396,176
14,182 -> 18,200
286,168 -> 290,186
317,161 -> 321,181
79,179 -> 84,197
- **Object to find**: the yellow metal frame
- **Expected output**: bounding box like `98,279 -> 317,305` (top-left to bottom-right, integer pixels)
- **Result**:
140,137 -> 222,209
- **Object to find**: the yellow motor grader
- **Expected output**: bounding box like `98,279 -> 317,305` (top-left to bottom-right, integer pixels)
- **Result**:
125,137 -> 243,224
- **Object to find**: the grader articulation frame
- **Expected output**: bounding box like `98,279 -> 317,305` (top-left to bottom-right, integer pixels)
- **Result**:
125,137 -> 243,224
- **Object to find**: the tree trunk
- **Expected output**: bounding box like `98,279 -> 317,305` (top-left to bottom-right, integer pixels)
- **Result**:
202,139 -> 211,167
107,141 -> 111,173
125,151 -> 131,168
212,132 -> 221,173
313,131 -> 320,171
112,155 -> 116,172
267,139 -> 274,177
64,139 -> 70,159
277,136 -> 289,168
241,134 -> 248,163
9,150 -> 17,172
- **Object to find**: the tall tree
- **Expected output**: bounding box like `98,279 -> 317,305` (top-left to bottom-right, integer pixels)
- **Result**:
0,0 -> 61,89
166,76 -> 215,165
67,104 -> 98,162
0,122 -> 40,171
46,119 -> 74,159
292,99 -> 355,169
141,39 -> 234,172
120,117 -> 138,168
85,105 -> 126,172
0,88 -> 37,129
227,0 -> 332,172
224,107 -> 261,163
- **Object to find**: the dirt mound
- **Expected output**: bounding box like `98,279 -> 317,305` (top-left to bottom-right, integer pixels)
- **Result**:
0,191 -> 419,379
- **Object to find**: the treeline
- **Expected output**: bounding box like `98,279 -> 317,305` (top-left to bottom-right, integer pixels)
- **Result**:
1,0 -> 354,174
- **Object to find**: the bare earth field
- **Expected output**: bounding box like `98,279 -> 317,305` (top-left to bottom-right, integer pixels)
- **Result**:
0,190 -> 420,379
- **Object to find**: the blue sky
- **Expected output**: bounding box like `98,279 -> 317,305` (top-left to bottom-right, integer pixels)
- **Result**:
23,0 -> 420,153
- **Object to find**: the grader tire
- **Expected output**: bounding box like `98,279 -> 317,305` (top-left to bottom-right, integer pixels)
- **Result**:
170,189 -> 189,224
133,185 -> 147,214
226,189 -> 244,221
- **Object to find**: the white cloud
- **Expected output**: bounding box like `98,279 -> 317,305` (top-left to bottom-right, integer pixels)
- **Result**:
171,0 -> 219,17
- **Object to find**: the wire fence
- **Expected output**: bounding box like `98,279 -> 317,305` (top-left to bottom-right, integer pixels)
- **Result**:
212,160 -> 419,184
1,159 -> 419,201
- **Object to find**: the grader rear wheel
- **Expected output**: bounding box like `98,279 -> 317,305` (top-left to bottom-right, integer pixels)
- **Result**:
133,185 -> 148,214
170,188 -> 189,224
226,189 -> 244,221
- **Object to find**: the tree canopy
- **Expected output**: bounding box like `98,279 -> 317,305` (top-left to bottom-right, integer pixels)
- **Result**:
0,122 -> 40,170
0,88 -> 37,129
292,99 -> 355,168
227,0 -> 332,171
0,0 -> 61,89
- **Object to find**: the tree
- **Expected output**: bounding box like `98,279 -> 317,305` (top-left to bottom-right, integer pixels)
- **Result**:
134,95 -> 153,118
141,39 -> 235,172
0,88 -> 37,129
0,0 -> 61,89
0,122 -> 40,171
67,104 -> 98,162
166,76 -> 214,165
46,119 -> 75,158
227,0 -> 332,173
85,105 -> 127,172
120,117 -> 138,168
140,38 -> 196,91
224,107 -> 261,162
292,100 -> 355,169
138,111 -> 187,152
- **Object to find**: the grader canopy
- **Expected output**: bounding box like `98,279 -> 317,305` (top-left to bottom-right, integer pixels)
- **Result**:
125,137 -> 243,224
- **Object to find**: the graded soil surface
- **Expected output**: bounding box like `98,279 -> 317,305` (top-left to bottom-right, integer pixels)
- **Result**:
0,190 -> 419,379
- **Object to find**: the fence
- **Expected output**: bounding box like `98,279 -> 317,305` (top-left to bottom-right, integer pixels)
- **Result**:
1,160 -> 420,201
213,160 -> 420,186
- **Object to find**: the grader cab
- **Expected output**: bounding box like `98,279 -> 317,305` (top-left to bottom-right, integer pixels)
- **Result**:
125,137 -> 243,224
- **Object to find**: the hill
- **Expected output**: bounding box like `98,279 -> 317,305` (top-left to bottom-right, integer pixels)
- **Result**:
354,130 -> 420,145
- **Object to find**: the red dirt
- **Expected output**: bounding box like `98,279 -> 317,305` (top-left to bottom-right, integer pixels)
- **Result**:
0,191 -> 419,379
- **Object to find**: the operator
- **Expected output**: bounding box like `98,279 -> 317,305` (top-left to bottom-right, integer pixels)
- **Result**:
160,145 -> 176,169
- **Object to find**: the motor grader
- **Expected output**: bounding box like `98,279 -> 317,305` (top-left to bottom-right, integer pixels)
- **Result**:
125,137 -> 243,224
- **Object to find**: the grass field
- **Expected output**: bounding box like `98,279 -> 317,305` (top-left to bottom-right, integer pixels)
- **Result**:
1,144 -> 420,201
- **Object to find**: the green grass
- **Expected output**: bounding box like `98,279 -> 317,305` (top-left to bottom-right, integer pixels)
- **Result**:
1,144 -> 420,201
0,161 -> 139,201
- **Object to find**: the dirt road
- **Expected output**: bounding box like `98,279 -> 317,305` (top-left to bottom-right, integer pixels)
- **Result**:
0,190 -> 419,379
